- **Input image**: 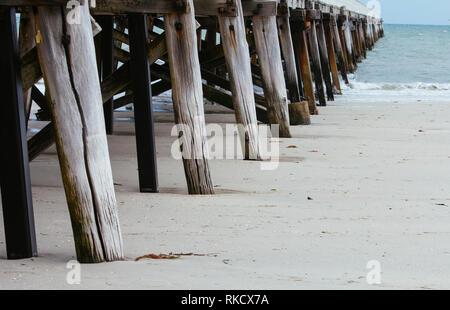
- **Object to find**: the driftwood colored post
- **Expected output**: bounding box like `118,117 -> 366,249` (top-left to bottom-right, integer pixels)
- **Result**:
357,20 -> 366,58
277,14 -> 310,125
277,15 -> 300,103
165,0 -> 215,194
351,20 -> 362,62
252,15 -> 291,138
316,20 -> 334,101
364,18 -> 373,50
35,4 -> 124,263
0,7 -> 38,260
344,18 -> 357,70
323,15 -> 342,93
218,0 -> 261,160
307,19 -> 326,106
128,14 -> 159,193
97,16 -> 115,135
291,19 -> 318,115
364,19 -> 371,50
338,16 -> 353,73
332,16 -> 348,83
372,23 -> 378,43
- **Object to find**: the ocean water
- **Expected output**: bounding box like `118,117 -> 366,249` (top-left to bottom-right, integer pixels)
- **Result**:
341,24 -> 450,103
17,15 -> 450,105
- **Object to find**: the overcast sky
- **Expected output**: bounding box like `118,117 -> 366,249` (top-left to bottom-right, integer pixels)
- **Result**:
365,0 -> 450,25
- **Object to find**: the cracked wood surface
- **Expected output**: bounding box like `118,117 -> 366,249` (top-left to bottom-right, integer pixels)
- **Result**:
34,4 -> 123,263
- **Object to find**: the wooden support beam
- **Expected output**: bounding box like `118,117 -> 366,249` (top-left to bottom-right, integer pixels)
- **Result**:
0,0 -> 278,16
21,45 -> 42,92
164,0 -> 214,194
35,4 -> 123,263
322,16 -> 341,93
150,62 -> 269,124
0,7 -> 38,260
252,15 -> 291,137
307,20 -> 326,106
337,16 -> 353,73
28,122 -> 55,161
316,20 -> 334,101
331,15 -> 348,84
372,22 -> 378,43
277,15 -> 300,103
351,21 -> 362,62
345,19 -> 357,70
277,14 -> 310,125
357,20 -> 366,58
291,20 -> 318,115
218,0 -> 261,160
97,16 -> 115,135
128,14 -> 159,193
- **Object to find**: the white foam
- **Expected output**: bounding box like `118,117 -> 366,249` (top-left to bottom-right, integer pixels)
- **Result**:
344,81 -> 450,91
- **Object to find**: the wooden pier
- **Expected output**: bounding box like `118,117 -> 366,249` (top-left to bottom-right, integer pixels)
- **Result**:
0,0 -> 383,262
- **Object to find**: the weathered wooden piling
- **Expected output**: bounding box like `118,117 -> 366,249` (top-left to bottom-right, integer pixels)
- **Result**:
330,14 -> 349,84
34,4 -> 124,263
291,17 -> 318,115
218,0 -> 261,160
337,14 -> 352,73
252,15 -> 291,137
322,13 -> 342,93
372,21 -> 378,43
277,8 -> 311,125
350,19 -> 361,63
0,0 -> 385,261
316,19 -> 334,101
357,19 -> 366,59
306,18 -> 326,106
165,0 -> 214,194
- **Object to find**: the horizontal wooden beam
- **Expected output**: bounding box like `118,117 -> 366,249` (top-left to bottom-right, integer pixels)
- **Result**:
0,0 -> 379,19
2,0 -> 278,16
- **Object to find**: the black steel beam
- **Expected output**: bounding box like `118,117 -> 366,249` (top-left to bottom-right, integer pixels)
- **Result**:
128,13 -> 159,193
0,7 -> 38,259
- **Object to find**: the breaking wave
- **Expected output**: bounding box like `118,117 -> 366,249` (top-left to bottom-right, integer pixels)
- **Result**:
344,82 -> 450,91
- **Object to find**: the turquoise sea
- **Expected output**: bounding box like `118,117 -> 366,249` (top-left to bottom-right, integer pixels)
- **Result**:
342,24 -> 450,103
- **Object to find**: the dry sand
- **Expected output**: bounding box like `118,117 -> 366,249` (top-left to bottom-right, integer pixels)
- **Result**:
1,98 -> 450,289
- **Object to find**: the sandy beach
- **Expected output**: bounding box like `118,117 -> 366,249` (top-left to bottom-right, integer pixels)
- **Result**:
1,96 -> 449,290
